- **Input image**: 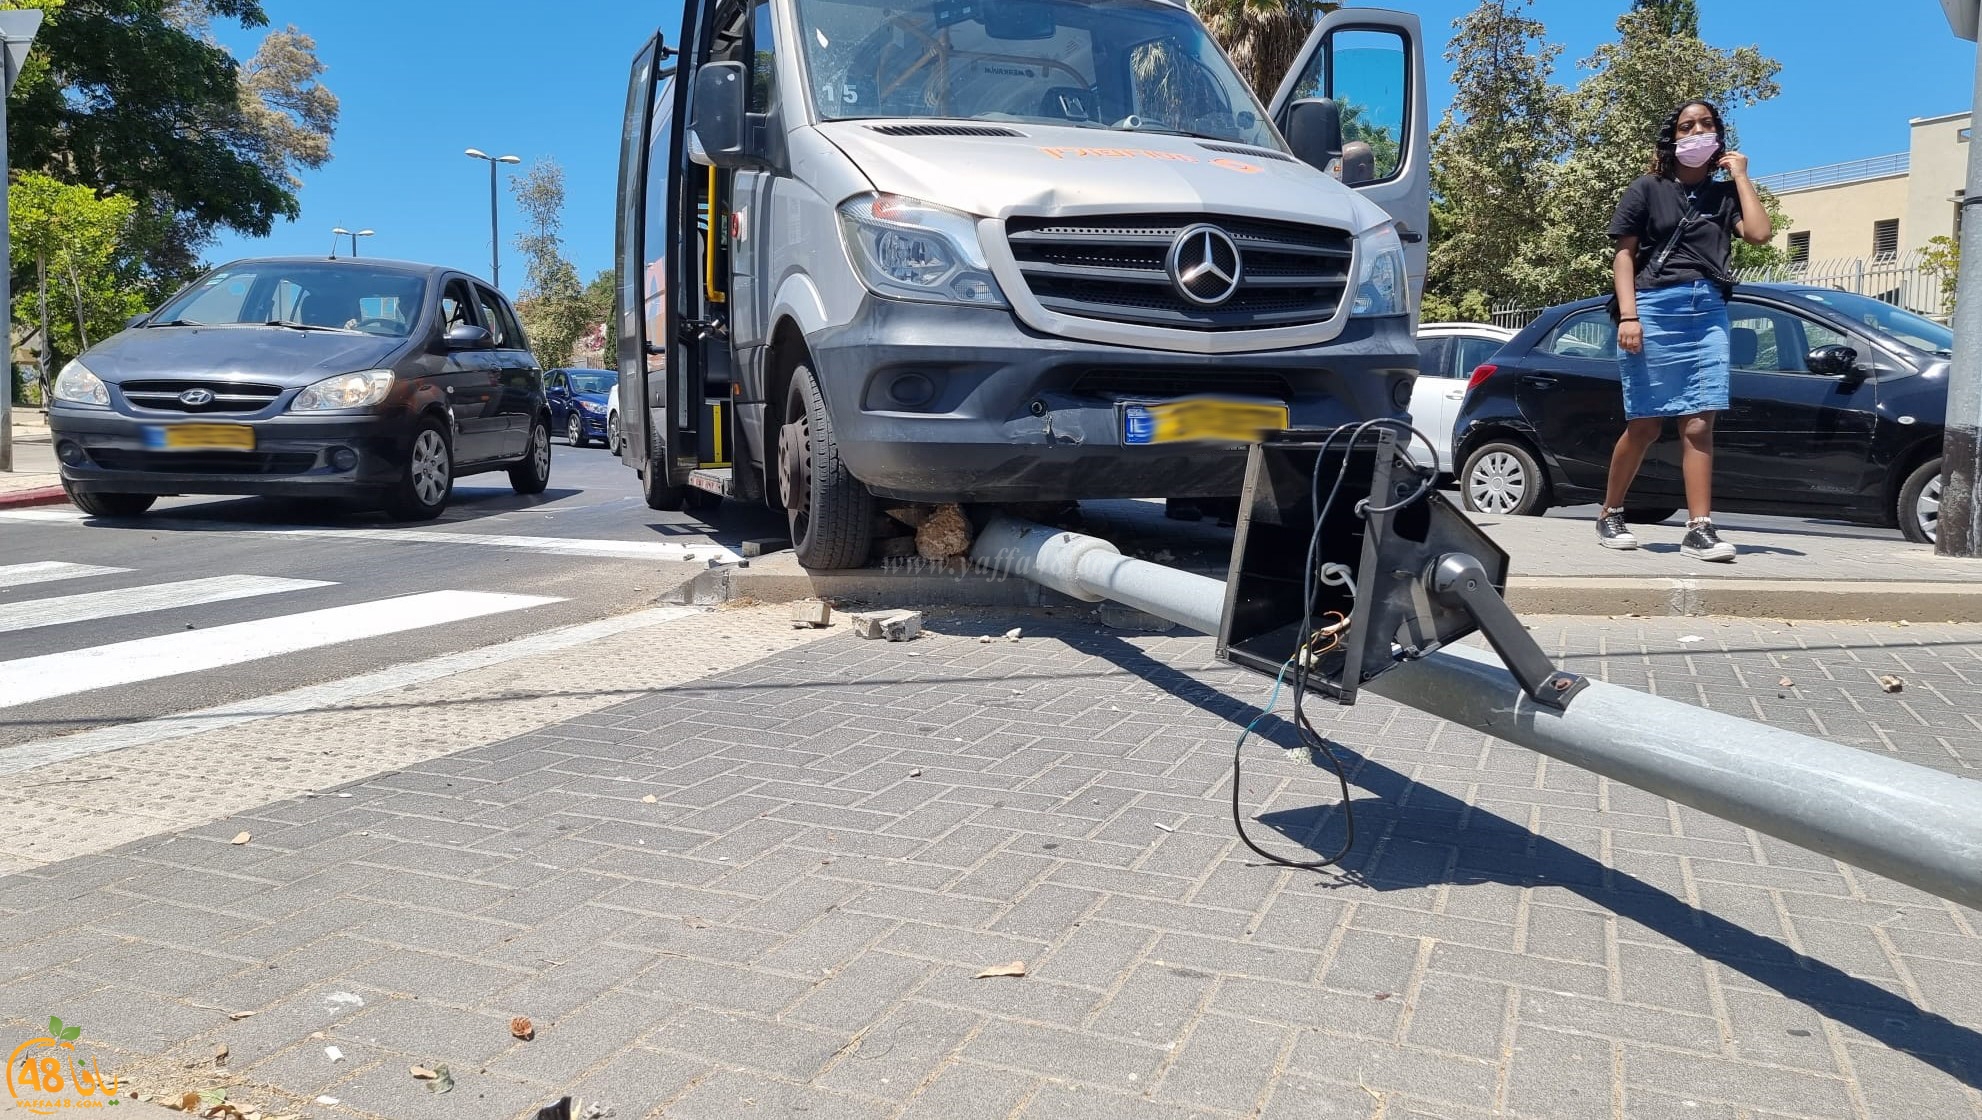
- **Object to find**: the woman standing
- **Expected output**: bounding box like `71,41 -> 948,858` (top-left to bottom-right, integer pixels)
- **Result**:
1598,100 -> 1772,561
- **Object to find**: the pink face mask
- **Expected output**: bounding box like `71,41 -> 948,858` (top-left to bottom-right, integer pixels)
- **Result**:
1675,133 -> 1720,169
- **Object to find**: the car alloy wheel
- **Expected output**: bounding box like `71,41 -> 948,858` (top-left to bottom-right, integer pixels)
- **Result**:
532,423 -> 551,478
567,414 -> 584,446
1467,449 -> 1529,515
411,427 -> 450,508
1916,471 -> 1941,543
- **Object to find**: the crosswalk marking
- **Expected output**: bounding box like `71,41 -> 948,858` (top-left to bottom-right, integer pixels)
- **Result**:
0,575 -> 334,635
0,561 -> 133,589
0,590 -> 563,709
0,510 -> 744,564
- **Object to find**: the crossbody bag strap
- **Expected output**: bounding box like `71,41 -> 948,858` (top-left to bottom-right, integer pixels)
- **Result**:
1637,210 -> 1692,287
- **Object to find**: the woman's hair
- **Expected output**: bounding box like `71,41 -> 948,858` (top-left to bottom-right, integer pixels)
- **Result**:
1653,99 -> 1727,178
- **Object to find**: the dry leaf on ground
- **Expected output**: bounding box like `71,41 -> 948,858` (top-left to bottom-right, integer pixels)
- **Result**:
213,1043 -> 228,1066
510,1016 -> 535,1041
229,832 -> 251,845
410,1065 -> 439,1080
1779,677 -> 1794,688
641,795 -> 658,804
974,961 -> 1027,979
227,1011 -> 254,1021
1878,675 -> 1905,693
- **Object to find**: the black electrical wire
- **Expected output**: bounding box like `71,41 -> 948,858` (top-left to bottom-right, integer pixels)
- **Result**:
1229,418 -> 1439,871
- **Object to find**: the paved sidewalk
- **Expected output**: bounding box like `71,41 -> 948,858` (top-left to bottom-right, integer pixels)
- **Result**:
2,612 -> 1978,1119
2,415 -> 62,506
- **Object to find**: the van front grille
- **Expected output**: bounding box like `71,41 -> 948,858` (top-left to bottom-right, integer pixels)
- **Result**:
1004,213 -> 1353,331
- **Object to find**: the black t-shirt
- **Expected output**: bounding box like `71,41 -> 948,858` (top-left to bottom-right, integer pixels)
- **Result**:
1608,174 -> 1740,291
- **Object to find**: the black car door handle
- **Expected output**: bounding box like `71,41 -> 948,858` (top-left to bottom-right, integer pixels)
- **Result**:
1521,374 -> 1559,389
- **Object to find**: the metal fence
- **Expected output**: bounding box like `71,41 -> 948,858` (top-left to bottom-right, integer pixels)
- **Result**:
1737,250 -> 1954,320
1484,250 -> 1953,332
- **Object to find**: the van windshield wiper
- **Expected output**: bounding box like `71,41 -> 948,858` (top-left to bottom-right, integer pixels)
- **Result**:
264,319 -> 359,334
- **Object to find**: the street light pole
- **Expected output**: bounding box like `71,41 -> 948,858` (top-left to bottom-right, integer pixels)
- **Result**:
351,229 -> 375,258
465,148 -> 522,288
0,10 -> 44,476
1937,0 -> 1981,557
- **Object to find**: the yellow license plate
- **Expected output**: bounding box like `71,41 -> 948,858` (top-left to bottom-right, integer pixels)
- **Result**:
1123,399 -> 1290,446
147,424 -> 256,452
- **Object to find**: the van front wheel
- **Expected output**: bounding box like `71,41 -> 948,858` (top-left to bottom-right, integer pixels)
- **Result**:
779,365 -> 872,570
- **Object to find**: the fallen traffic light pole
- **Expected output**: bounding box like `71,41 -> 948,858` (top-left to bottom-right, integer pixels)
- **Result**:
969,426 -> 1982,911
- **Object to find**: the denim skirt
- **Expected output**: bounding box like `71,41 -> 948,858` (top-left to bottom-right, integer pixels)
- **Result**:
1619,279 -> 1730,420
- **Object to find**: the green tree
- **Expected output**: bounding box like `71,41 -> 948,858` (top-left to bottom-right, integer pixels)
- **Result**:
1922,234 -> 1960,317
1189,0 -> 1338,101
1423,0 -> 1567,320
1632,0 -> 1700,37
1528,4 -> 1783,303
583,269 -> 617,360
4,0 -> 337,281
511,159 -> 592,368
8,173 -> 145,390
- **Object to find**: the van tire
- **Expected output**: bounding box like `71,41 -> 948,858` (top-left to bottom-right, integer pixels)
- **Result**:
1897,456 -> 1942,545
66,484 -> 155,518
386,418 -> 453,520
779,364 -> 872,569
642,422 -> 690,511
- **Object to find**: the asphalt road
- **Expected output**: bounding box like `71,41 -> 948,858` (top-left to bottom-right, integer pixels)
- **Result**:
0,440 -> 783,748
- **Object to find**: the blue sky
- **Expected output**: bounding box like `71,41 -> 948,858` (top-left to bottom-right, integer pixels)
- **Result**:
207,1 -> 1977,296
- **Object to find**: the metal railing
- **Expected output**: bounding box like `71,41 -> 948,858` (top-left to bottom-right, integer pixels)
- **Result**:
1754,152 -> 1910,194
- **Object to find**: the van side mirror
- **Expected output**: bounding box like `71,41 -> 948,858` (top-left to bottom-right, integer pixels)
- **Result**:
690,62 -> 751,169
1285,98 -> 1344,174
1808,344 -> 1860,379
445,323 -> 493,349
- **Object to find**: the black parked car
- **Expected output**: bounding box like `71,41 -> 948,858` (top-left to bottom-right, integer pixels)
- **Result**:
1451,284 -> 1950,543
48,258 -> 552,520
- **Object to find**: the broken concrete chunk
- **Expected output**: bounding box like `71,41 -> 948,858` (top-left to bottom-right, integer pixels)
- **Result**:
741,537 -> 791,559
916,503 -> 973,560
850,609 -> 924,642
790,600 -> 834,629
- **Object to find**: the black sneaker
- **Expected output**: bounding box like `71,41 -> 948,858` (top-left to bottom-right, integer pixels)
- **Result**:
1682,520 -> 1736,562
1596,508 -> 1639,550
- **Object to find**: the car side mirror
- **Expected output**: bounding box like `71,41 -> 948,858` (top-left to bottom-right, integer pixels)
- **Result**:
1808,344 -> 1860,381
1285,98 -> 1344,174
445,323 -> 493,349
690,62 -> 752,169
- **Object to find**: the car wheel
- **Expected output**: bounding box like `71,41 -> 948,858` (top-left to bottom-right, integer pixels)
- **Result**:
1460,440 -> 1551,517
779,364 -> 873,569
607,412 -> 621,455
510,417 -> 552,495
566,413 -> 588,448
65,483 -> 155,518
1897,456 -> 1942,545
1622,507 -> 1680,525
642,422 -> 690,511
386,418 -> 453,520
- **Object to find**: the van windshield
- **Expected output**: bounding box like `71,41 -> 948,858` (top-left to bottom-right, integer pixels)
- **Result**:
794,0 -> 1285,152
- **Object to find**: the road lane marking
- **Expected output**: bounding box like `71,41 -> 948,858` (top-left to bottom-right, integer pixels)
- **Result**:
0,575 -> 334,634
0,561 -> 133,589
0,590 -> 562,709
0,510 -> 743,563
0,605 -> 701,775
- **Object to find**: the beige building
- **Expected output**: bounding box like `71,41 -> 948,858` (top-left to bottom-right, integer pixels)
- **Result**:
1759,111 -> 1969,266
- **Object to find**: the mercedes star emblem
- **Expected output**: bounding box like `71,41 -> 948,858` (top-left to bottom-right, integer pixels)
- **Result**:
1167,224 -> 1243,306
178,388 -> 216,407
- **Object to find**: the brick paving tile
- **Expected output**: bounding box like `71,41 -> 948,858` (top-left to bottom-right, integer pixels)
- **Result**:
1,614 -> 1979,1119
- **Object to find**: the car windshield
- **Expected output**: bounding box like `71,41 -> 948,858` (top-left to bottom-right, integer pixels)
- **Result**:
566,372 -> 615,393
1780,289 -> 1954,358
152,263 -> 429,338
794,0 -> 1285,151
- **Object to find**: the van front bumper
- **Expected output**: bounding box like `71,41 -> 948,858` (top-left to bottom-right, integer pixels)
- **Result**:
807,301 -> 1418,504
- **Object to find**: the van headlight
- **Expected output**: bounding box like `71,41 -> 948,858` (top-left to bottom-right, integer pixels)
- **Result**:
293,370 -> 394,411
53,360 -> 110,406
1351,223 -> 1410,317
837,193 -> 1008,307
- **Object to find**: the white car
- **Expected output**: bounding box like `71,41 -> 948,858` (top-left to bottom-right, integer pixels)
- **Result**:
1411,322 -> 1516,475
605,382 -> 622,456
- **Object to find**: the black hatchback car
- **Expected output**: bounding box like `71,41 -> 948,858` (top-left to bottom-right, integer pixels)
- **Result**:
48,258 -> 552,520
1451,284 -> 1951,543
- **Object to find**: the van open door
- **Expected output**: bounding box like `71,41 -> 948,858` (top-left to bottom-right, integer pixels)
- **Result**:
614,28 -> 718,511
1267,9 -> 1429,303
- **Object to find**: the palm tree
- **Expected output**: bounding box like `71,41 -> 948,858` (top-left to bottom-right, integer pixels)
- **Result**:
1191,0 -> 1339,102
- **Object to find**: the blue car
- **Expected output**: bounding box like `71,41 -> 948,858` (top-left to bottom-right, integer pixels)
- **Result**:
546,368 -> 614,447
